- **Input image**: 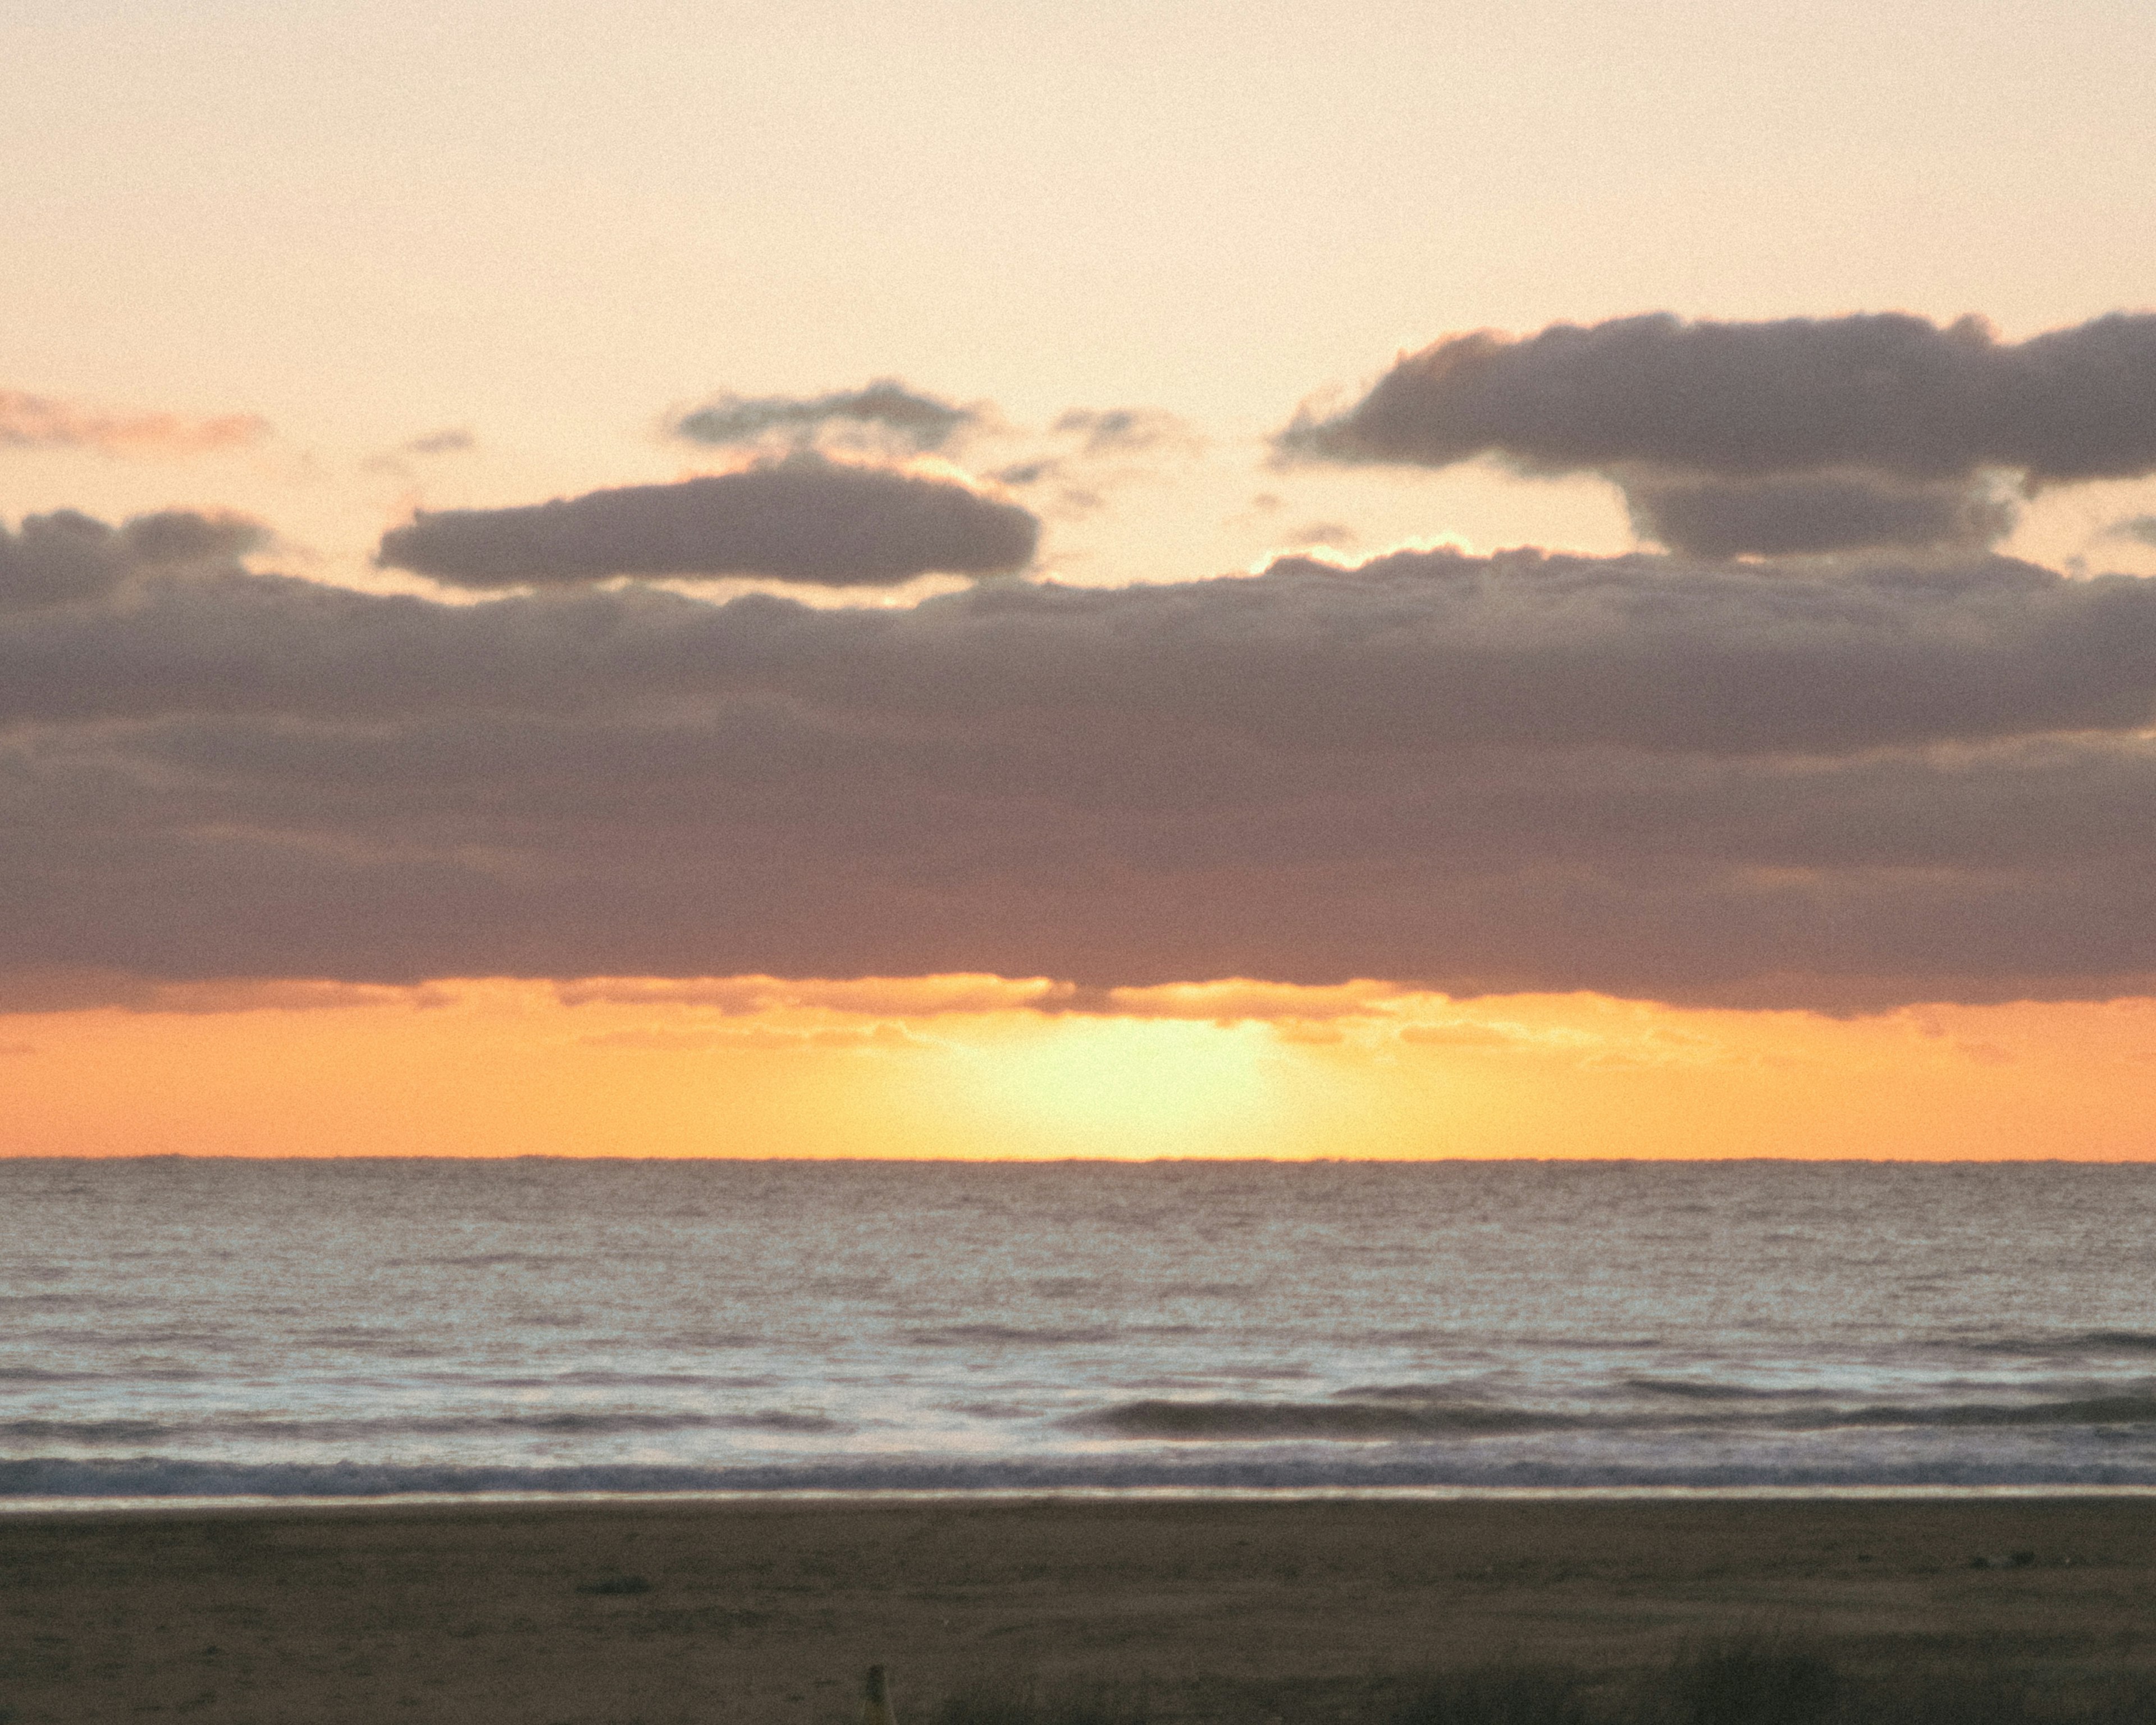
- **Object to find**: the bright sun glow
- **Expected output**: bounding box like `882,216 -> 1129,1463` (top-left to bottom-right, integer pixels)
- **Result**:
951,1017 -> 1282,1158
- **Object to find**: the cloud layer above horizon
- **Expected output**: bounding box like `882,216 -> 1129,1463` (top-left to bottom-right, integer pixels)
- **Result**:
7,517 -> 2156,1009
7,307 -> 2156,1014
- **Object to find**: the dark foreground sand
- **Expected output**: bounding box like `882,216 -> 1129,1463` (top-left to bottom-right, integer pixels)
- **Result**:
1,1495 -> 2153,1724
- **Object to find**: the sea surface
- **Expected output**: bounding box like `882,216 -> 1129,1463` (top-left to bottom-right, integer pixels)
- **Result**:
4,1157 -> 2156,1501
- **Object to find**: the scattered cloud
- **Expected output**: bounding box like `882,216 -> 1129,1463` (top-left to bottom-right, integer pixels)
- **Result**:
1049,407 -> 1203,458
672,380 -> 978,456
2102,515 -> 2156,547
403,428 -> 476,456
362,427 -> 479,477
1281,521 -> 1357,550
0,388 -> 270,456
375,454 -> 1039,588
1283,312 -> 2156,556
984,407 -> 1200,519
1285,312 -> 2156,484
992,460 -> 1059,487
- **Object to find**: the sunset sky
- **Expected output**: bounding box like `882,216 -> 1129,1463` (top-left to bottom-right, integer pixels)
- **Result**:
7,0 -> 2156,1159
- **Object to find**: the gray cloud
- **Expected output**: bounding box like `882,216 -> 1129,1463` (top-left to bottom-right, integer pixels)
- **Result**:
1049,407 -> 1203,458
1286,312 -> 2156,485
13,543 -> 2156,751
1281,522 -> 1357,551
673,381 -> 976,454
1,509 -> 263,613
15,544 -> 2156,747
2102,515 -> 2156,548
993,460 -> 1059,487
7,527 -> 2156,1006
1285,312 -> 2156,556
1624,469 -> 2017,558
403,428 -> 476,456
374,455 -> 1039,588
987,408 -> 1200,512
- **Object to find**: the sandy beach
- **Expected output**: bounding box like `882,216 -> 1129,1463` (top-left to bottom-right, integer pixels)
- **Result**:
1,1495 -> 2152,1723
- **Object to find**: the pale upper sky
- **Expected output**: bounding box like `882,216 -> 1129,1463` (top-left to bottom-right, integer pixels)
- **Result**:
8,0 -> 2156,580
7,0 -> 2156,1158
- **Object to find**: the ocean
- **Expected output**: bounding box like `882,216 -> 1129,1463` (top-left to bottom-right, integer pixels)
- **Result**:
4,1157 -> 2155,1503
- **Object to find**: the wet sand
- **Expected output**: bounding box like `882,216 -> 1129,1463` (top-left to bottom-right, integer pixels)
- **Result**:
1,1495 -> 2152,1723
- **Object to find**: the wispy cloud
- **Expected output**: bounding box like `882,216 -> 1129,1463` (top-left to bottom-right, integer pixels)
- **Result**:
0,389 -> 269,456
672,381 -> 979,457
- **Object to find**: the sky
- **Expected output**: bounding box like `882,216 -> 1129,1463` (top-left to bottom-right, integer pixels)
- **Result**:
6,0 -> 2156,1159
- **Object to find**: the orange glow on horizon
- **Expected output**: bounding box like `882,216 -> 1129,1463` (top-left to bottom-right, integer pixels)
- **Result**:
2,974 -> 2154,1162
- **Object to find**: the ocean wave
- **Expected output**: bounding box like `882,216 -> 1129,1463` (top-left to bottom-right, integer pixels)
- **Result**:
481,1372 -> 783,1391
1623,1378 -> 1826,1402
0,1420 -> 172,1443
1070,1400 -> 1560,1439
906,1324 -> 1120,1347
383,1253 -> 571,1270
1833,1396 -> 2156,1429
0,1409 -> 844,1443
1956,1331 -> 2156,1357
1066,1392 -> 2156,1443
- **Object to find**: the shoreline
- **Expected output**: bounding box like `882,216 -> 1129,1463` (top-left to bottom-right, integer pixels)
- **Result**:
10,1480 -> 2156,1517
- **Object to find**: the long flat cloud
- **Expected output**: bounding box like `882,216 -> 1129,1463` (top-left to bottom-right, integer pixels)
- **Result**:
1286,312 -> 2156,483
1620,470 -> 2017,559
8,518 -> 2156,1007
1283,312 -> 2156,558
11,545 -> 2155,751
376,456 -> 1039,588
672,381 -> 976,453
0,389 -> 270,455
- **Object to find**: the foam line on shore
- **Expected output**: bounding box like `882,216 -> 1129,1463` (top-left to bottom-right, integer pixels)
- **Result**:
7,1482 -> 2156,1517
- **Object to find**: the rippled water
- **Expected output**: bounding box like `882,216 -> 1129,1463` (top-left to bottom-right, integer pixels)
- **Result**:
4,1157 -> 2155,1497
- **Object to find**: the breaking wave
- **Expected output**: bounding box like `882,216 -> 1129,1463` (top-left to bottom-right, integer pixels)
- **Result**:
9,1450 -> 2156,1500
0,1409 -> 843,1444
1069,1392 -> 2156,1443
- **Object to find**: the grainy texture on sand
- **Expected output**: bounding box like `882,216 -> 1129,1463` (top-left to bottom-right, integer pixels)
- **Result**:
0,1498 -> 2151,1724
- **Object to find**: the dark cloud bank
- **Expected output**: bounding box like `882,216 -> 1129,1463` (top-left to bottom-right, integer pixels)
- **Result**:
8,515 -> 2156,1008
1287,311 -> 2156,558
377,457 -> 1038,588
